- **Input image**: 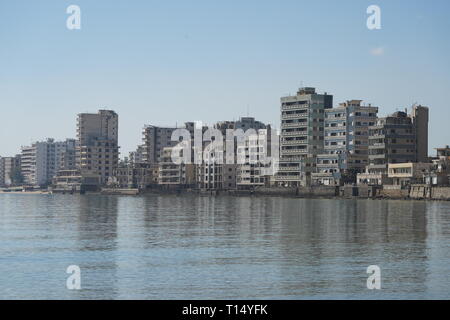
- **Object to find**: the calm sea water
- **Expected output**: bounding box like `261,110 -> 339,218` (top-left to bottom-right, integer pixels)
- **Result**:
0,193 -> 449,299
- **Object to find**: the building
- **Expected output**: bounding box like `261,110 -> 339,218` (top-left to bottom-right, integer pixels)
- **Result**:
423,146 -> 450,186
76,110 -> 119,185
129,145 -> 145,165
411,105 -> 429,163
387,162 -> 433,188
52,169 -> 100,193
0,155 -> 21,187
236,126 -> 273,189
196,117 -> 269,190
158,147 -> 196,187
367,110 -> 417,174
357,105 -> 429,186
141,125 -> 178,164
275,87 -> 333,186
110,162 -> 159,189
20,139 -> 74,187
313,100 -> 378,185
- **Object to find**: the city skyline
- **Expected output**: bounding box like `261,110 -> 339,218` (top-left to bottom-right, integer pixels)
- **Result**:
0,91 -> 440,158
1,0 -> 450,156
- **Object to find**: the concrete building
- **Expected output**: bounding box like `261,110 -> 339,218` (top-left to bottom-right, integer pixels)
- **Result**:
141,125 -> 178,164
356,171 -> 391,186
411,105 -> 429,163
0,155 -> 21,187
275,87 -> 333,186
52,169 -> 100,193
313,100 -> 378,185
158,147 -> 196,187
367,111 -> 417,174
196,117 -> 268,190
424,146 -> 450,186
357,105 -> 429,186
236,126 -> 273,189
110,162 -> 159,189
129,145 -> 145,164
20,139 -> 74,186
76,110 -> 119,185
387,162 -> 433,188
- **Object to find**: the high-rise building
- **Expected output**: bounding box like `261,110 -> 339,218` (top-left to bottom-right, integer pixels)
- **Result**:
21,138 -> 74,186
367,111 -> 417,174
158,147 -> 196,187
0,155 -> 21,187
236,125 -> 273,189
196,117 -> 269,190
141,125 -> 178,164
275,87 -> 333,186
313,100 -> 378,185
76,110 -> 119,185
411,105 -> 429,163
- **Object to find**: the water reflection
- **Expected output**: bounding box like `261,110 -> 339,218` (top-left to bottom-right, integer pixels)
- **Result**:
0,194 -> 449,299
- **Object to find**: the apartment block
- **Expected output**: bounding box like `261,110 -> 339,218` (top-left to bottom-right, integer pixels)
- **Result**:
236,126 -> 273,189
423,146 -> 450,186
111,162 -> 159,189
158,147 -> 196,187
21,139 -> 75,186
313,100 -> 378,185
76,110 -> 119,185
367,111 -> 417,174
196,117 -> 268,190
276,87 -> 333,186
0,155 -> 21,187
141,125 -> 177,164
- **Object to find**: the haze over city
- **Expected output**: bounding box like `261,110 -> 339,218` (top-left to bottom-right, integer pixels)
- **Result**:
1,0 -> 450,156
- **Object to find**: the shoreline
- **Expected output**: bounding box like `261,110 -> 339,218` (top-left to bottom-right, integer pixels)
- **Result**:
2,188 -> 450,202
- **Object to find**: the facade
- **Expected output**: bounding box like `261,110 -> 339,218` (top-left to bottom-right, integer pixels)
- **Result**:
196,117 -> 268,190
387,162 -> 433,188
356,172 -> 391,186
313,100 -> 378,185
276,87 -> 333,186
76,110 -> 119,185
367,111 -> 417,174
141,125 -> 177,164
411,105 -> 429,163
21,139 -> 74,186
358,106 -> 429,186
424,146 -> 450,186
52,169 -> 100,193
236,126 -> 273,189
158,147 -> 196,187
0,155 -> 21,187
110,163 -> 159,189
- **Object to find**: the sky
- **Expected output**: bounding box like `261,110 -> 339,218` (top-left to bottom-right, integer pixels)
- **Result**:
1,0 -> 450,157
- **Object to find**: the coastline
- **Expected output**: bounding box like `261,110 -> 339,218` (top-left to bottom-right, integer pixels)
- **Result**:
2,186 -> 450,201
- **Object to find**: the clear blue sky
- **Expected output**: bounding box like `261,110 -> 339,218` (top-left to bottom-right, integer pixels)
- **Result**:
1,0 -> 449,156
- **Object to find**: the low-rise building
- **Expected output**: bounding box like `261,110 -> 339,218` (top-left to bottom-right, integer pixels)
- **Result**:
110,162 -> 159,189
52,169 -> 100,193
356,171 -> 391,186
387,162 -> 433,188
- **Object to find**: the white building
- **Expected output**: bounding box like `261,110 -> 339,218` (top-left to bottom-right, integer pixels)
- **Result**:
21,138 -> 75,186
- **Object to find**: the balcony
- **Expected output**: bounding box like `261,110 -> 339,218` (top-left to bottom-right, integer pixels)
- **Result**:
281,113 -> 308,120
282,131 -> 308,137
